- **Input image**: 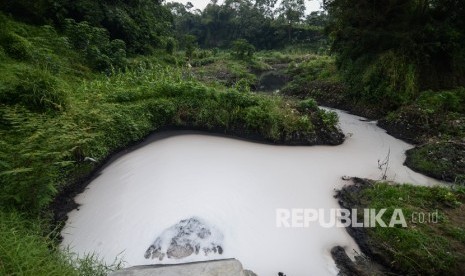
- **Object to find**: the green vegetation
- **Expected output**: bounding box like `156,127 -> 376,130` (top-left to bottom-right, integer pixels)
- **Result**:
325,0 -> 465,112
2,0 -> 465,275
2,61 -> 337,210
0,9 -> 341,275
380,88 -> 465,142
339,181 -> 465,275
231,39 -> 255,60
377,88 -> 465,182
282,55 -> 342,94
276,1 -> 465,183
0,0 -> 173,54
63,19 -> 127,71
166,0 -> 327,51
406,142 -> 465,184
0,211 -> 76,275
0,11 -> 339,211
0,210 -> 123,275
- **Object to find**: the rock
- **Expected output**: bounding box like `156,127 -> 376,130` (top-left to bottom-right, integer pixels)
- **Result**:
145,217 -> 223,261
167,243 -> 194,259
243,269 -> 257,276
331,246 -> 360,276
110,259 -> 255,276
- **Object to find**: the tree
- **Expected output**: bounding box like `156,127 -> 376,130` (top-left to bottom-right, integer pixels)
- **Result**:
184,34 -> 197,59
254,0 -> 278,19
231,38 -> 255,59
306,11 -> 327,27
277,0 -> 306,42
325,0 -> 465,110
0,0 -> 174,54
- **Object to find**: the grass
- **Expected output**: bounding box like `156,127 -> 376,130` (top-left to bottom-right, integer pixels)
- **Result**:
5,9 -> 463,276
0,210 -> 122,276
0,13 -> 342,212
0,211 -> 76,275
279,47 -> 465,180
0,12 -> 342,275
382,88 -> 465,142
345,181 -> 465,275
279,55 -> 356,113
406,142 -> 465,183
188,50 -> 331,92
1,57 -> 337,211
381,88 -> 465,183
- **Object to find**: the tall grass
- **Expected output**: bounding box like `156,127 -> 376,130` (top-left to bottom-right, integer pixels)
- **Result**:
358,183 -> 465,274
0,211 -> 122,276
0,13 -> 343,275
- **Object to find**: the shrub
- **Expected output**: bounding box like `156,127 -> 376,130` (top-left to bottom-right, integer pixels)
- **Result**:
109,39 -> 127,69
64,19 -> 127,71
298,98 -> 318,112
0,67 -> 68,112
165,37 -> 177,55
0,45 -> 6,60
147,98 -> 177,126
0,32 -> 32,61
231,39 -> 255,60
340,51 -> 418,111
417,89 -> 465,114
184,34 -> 197,59
318,109 -> 338,126
219,90 -> 259,109
244,105 -> 278,136
234,78 -> 252,93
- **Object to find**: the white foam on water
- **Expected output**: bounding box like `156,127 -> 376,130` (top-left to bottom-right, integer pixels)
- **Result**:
61,109 -> 442,275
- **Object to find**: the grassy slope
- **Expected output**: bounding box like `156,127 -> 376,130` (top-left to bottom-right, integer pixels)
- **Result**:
382,89 -> 465,183
0,13 -> 342,275
337,180 -> 465,275
4,11 -> 462,276
277,32 -> 465,276
280,50 -> 465,183
0,13 -> 343,211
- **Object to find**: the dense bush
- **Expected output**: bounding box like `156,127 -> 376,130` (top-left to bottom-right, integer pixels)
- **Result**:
0,0 -> 173,54
184,34 -> 197,59
340,51 -> 417,111
326,0 -> 465,111
64,19 -> 127,71
298,98 -> 318,112
0,67 -> 68,112
417,88 -> 465,114
165,37 -> 177,55
231,39 -> 255,60
0,31 -> 32,61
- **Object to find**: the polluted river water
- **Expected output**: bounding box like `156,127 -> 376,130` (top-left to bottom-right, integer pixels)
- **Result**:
61,108 -> 442,275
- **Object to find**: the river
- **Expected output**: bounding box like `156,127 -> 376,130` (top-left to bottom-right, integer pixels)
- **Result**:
61,108 -> 441,275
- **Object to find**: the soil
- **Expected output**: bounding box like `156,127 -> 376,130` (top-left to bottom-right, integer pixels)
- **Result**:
283,80 -> 464,183
256,70 -> 289,92
282,80 -> 386,119
332,178 -> 403,276
405,141 -> 465,182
